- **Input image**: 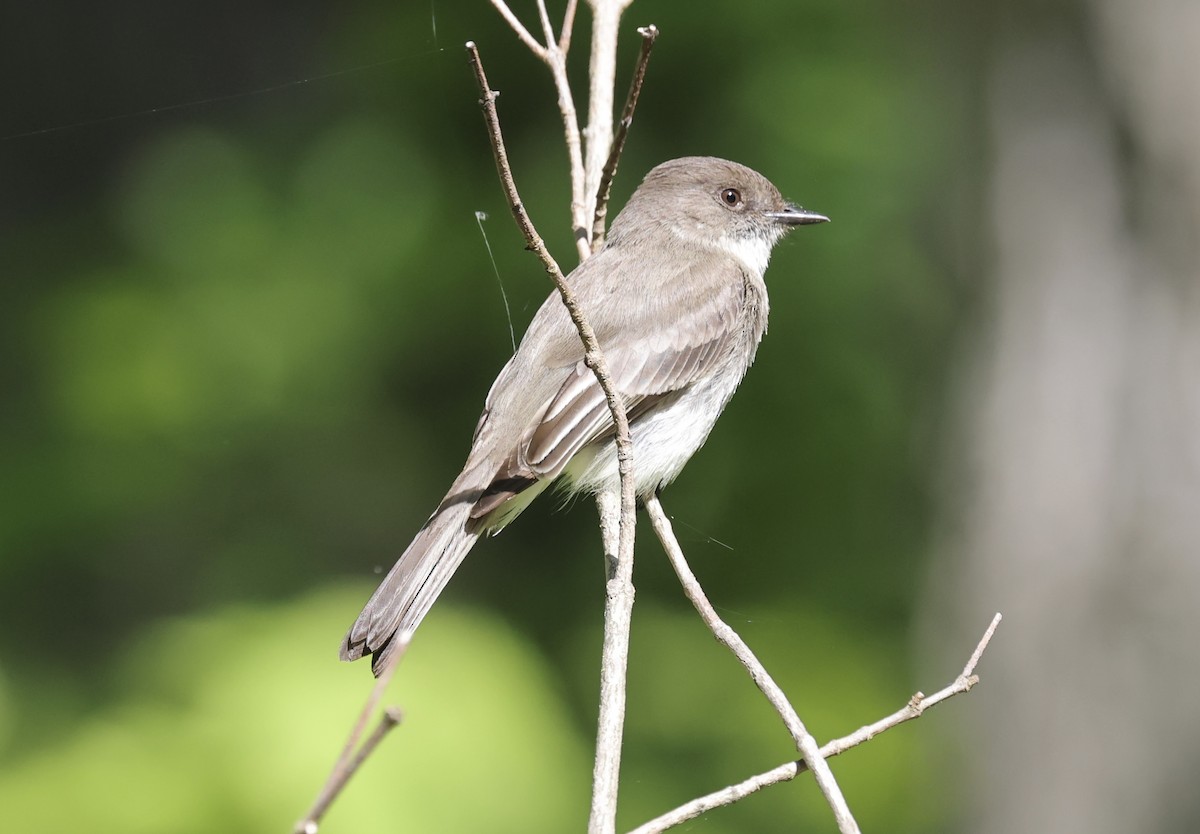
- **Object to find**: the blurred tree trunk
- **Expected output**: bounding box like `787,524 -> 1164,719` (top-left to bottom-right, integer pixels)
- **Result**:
927,3 -> 1200,831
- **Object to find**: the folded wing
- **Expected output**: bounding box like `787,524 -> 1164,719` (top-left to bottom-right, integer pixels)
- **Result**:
470,272 -> 747,518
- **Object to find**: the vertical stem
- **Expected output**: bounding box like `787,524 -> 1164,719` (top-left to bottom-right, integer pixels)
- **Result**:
578,6 -> 638,830
588,489 -> 634,834
469,39 -> 639,830
582,0 -> 631,230
545,47 -> 591,260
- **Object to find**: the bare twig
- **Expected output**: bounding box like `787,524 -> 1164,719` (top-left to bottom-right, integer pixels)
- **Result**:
558,0 -> 580,51
488,1 -> 590,259
465,40 -> 639,834
546,49 -> 589,259
644,497 -> 861,834
295,632 -> 411,833
581,0 -> 635,233
467,43 -> 564,278
488,0 -> 547,58
628,614 -> 1003,834
590,487 -> 635,834
591,24 -> 658,247
535,0 -> 556,46
962,611 -> 1002,676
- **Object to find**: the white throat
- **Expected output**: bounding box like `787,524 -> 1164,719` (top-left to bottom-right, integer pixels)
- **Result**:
715,233 -> 774,277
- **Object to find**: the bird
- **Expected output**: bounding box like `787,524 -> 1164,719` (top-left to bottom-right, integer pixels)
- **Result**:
341,156 -> 827,674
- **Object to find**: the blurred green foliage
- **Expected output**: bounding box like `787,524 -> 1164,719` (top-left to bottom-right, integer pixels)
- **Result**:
1,0 -> 982,830
0,589 -> 591,833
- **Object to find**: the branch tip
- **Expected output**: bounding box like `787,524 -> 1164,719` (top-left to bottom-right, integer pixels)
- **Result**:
963,612 -> 1002,678
631,609 -> 1002,833
590,20 -> 660,247
296,622 -> 412,832
644,496 -> 860,833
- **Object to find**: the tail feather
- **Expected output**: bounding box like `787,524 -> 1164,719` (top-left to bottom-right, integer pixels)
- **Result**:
341,498 -> 482,675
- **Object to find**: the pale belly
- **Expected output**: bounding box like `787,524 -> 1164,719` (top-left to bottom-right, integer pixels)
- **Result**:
561,357 -> 749,497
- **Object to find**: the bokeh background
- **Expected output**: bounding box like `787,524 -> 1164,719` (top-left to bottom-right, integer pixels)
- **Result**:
4,1 -> 1198,832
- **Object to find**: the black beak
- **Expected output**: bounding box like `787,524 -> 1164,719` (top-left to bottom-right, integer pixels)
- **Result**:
765,203 -> 829,226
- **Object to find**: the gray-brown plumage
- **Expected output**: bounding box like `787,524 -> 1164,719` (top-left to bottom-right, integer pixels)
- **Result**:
341,157 -> 827,674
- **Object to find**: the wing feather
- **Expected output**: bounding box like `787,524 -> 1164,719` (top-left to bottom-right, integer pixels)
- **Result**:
469,257 -> 754,521
523,278 -> 746,476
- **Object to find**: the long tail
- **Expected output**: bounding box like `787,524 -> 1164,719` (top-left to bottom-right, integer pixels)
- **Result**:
340,494 -> 483,675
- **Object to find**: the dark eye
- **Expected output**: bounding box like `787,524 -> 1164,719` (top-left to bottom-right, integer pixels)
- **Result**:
720,188 -> 742,207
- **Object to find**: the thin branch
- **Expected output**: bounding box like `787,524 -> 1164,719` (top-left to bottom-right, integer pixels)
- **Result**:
591,24 -> 658,247
467,42 -> 563,275
488,0 -> 547,58
544,50 -> 590,259
294,632 -> 411,833
644,497 -> 861,834
962,611 -> 1002,675
628,614 -> 1003,834
486,1 -> 590,259
590,488 -> 635,834
535,0 -> 557,47
466,39 -> 639,833
559,0 -> 580,52
581,0 -> 634,233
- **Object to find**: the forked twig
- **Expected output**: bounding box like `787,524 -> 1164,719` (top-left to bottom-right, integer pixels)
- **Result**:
465,40 -> 639,834
294,632 -> 412,833
488,0 -> 590,258
591,24 -> 658,247
628,613 -> 1003,834
644,497 -> 861,834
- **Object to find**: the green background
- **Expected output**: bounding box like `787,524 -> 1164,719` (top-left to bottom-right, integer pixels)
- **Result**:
2,2 -> 988,831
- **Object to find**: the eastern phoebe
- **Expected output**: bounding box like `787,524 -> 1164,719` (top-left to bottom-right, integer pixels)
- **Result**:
342,156 -> 827,673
